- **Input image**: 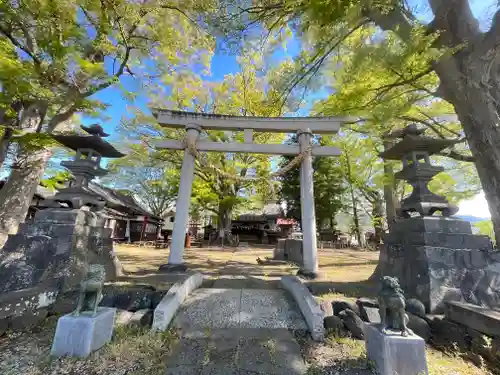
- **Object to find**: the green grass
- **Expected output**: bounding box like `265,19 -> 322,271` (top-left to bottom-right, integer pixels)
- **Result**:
37,325 -> 178,375
317,331 -> 491,375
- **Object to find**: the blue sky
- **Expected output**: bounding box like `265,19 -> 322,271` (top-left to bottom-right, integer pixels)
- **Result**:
81,0 -> 496,218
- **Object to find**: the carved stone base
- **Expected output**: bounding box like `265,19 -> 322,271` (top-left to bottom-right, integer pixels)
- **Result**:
297,268 -> 321,280
158,263 -> 188,273
365,323 -> 428,375
373,217 -> 497,313
51,307 -> 116,357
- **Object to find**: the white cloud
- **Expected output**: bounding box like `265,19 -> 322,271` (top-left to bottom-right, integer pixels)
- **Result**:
457,192 -> 491,218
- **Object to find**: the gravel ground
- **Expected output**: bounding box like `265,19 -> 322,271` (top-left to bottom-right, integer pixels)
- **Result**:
0,316 -> 177,375
294,330 -> 375,375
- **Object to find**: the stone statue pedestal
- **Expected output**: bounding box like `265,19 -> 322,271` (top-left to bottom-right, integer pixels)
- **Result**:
51,307 -> 116,357
364,323 -> 428,375
375,216 -> 498,313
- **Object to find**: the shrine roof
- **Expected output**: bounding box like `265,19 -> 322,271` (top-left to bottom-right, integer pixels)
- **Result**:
52,134 -> 125,158
379,135 -> 461,160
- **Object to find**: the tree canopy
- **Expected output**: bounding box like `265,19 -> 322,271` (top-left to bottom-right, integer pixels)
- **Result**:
215,0 -> 500,240
0,0 -> 216,238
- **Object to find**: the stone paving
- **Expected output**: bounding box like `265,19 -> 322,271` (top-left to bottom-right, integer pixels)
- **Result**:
164,328 -> 307,375
164,287 -> 308,374
175,288 -> 307,330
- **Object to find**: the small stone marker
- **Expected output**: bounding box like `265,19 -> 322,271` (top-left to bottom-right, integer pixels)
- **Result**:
51,307 -> 116,357
364,323 -> 428,375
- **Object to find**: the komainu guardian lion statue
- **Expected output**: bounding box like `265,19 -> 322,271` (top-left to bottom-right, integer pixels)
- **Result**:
378,276 -> 412,337
73,264 -> 106,316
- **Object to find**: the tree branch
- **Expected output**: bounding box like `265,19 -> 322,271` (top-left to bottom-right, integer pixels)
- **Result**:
372,67 -> 434,98
0,24 -> 41,67
437,149 -> 474,162
428,0 -> 481,47
363,2 -> 414,41
47,104 -> 79,131
478,9 -> 500,59
81,45 -> 132,97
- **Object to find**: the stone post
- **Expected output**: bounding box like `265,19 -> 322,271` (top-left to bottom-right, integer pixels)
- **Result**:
166,125 -> 200,270
125,219 -> 131,243
297,129 -> 319,277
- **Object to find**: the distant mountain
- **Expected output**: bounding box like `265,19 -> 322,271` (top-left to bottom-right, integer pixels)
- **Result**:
456,215 -> 489,223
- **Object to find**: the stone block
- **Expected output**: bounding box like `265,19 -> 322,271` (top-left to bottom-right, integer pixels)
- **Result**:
151,290 -> 167,309
394,216 -> 472,234
0,235 -> 58,293
130,309 -> 153,327
429,316 -> 467,348
273,239 -> 286,260
446,301 -> 500,337
51,307 -> 116,357
10,308 -> 48,331
356,297 -> 378,309
339,309 -> 364,339
0,317 -> 8,336
152,273 -> 203,331
284,239 -> 303,264
407,314 -> 431,342
364,323 -> 428,375
406,298 -> 426,318
49,290 -> 80,315
402,233 -> 493,250
317,299 -> 333,317
113,288 -> 153,311
324,315 -> 346,333
0,287 -> 58,335
280,275 -> 324,341
34,208 -> 86,224
115,309 -> 134,325
359,305 -> 381,324
332,300 -> 360,316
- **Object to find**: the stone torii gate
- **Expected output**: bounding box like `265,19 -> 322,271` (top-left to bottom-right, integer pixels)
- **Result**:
153,109 -> 348,277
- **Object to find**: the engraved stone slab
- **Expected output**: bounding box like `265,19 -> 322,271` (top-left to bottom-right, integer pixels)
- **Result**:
51,307 -> 116,357
364,323 -> 428,375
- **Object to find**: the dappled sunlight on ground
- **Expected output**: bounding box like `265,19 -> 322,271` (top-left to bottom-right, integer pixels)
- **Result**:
309,249 -> 380,299
317,249 -> 379,282
114,245 -> 379,298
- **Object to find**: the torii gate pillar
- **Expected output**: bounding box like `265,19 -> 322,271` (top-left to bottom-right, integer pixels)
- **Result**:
161,125 -> 200,272
298,129 -> 319,277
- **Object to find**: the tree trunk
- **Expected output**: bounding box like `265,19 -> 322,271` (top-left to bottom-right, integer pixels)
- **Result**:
372,196 -> 385,245
0,128 -> 14,168
350,185 -> 362,246
383,141 -> 397,231
344,151 -> 362,246
434,56 -> 500,244
450,95 -> 500,244
209,203 -> 237,247
0,147 -> 52,244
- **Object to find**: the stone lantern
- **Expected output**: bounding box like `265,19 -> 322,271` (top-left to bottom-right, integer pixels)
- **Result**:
51,124 -> 124,209
379,124 -> 459,218
0,124 -> 124,331
375,125 -> 498,314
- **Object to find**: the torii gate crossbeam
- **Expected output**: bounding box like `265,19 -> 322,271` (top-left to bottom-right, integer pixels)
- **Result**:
153,109 -> 350,277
